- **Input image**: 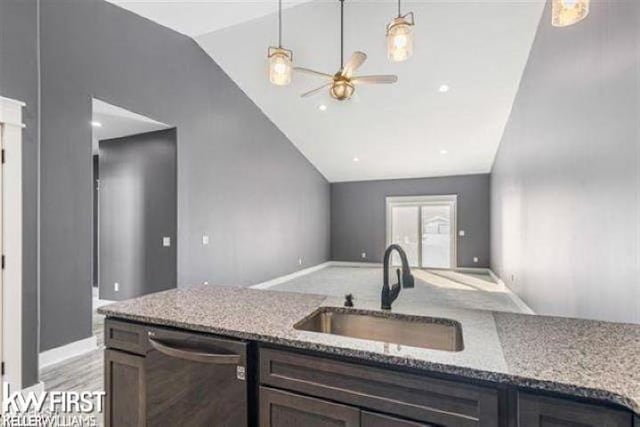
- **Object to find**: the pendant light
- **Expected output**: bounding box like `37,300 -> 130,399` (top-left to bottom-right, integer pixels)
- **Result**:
387,0 -> 415,63
551,0 -> 589,27
268,0 -> 293,86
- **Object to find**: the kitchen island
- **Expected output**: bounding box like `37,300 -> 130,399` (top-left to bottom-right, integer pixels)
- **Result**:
99,285 -> 640,426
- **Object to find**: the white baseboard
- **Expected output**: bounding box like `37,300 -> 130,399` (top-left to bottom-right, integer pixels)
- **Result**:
39,335 -> 98,370
488,270 -> 535,315
328,261 -> 383,268
19,381 -> 45,395
93,297 -> 116,309
251,262 -> 332,289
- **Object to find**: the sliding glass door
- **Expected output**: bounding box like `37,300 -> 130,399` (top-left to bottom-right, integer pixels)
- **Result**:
389,205 -> 420,266
387,196 -> 457,269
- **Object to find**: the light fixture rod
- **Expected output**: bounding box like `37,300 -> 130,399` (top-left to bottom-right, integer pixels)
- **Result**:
397,0 -> 401,17
278,0 -> 283,47
340,0 -> 344,69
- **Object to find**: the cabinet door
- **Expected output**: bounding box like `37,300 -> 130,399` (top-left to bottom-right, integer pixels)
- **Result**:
518,392 -> 632,427
104,349 -> 146,427
361,411 -> 432,427
260,387 -> 360,427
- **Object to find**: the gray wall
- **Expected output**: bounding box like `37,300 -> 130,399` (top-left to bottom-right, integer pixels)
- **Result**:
331,175 -> 490,267
39,0 -> 330,351
491,0 -> 640,323
99,129 -> 177,301
0,0 -> 39,388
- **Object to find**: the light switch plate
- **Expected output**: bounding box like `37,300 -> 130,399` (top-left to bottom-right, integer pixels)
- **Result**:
202,235 -> 209,245
361,252 -> 367,259
473,257 -> 479,263
163,237 -> 171,247
458,230 -> 465,236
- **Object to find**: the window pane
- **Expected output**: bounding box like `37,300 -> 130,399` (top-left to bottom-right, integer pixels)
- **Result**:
390,206 -> 419,266
421,205 -> 452,268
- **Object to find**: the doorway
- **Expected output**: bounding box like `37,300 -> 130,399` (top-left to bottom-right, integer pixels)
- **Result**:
386,195 -> 457,269
91,98 -> 176,317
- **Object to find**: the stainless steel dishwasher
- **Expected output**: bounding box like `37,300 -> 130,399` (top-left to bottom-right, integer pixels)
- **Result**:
144,327 -> 248,426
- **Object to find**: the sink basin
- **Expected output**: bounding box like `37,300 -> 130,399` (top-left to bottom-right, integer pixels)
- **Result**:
294,308 -> 464,352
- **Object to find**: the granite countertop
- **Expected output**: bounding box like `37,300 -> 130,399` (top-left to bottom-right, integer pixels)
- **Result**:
98,285 -> 640,415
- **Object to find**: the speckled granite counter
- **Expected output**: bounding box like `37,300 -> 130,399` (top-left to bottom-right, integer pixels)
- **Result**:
98,285 -> 640,415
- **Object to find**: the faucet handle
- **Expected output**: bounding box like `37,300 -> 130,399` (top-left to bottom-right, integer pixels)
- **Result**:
344,294 -> 354,307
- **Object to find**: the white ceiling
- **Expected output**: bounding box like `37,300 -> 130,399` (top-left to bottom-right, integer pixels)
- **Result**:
92,98 -> 171,153
105,0 -> 545,182
106,0 -> 315,37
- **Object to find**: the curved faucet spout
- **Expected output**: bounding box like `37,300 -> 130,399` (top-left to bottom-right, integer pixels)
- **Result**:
381,244 -> 415,310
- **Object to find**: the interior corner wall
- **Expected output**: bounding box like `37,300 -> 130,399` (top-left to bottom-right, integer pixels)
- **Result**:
490,0 -> 640,323
0,0 -> 39,388
98,129 -> 177,301
39,0 -> 330,352
331,174 -> 490,267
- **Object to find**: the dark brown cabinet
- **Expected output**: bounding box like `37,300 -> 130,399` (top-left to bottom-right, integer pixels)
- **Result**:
260,348 -> 499,426
259,388 -> 431,427
104,349 -> 146,427
361,411 -> 431,427
517,392 -> 632,427
260,387 -> 360,427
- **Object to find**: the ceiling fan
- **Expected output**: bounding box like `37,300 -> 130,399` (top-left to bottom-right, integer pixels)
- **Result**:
295,0 -> 398,101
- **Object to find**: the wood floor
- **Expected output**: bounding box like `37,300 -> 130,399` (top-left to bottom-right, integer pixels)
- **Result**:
39,308 -> 105,425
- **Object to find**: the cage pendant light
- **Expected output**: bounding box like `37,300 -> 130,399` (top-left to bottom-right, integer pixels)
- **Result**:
268,0 -> 294,86
387,0 -> 415,63
552,0 -> 589,27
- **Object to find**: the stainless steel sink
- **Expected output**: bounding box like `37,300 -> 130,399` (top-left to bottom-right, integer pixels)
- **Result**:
294,308 -> 464,352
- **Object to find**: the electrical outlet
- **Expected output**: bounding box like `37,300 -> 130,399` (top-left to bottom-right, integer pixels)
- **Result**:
114,282 -> 119,292
202,235 -> 209,246
458,230 -> 465,237
298,258 -> 303,265
203,281 -> 209,285
473,257 -> 479,263
163,237 -> 171,247
361,252 -> 366,259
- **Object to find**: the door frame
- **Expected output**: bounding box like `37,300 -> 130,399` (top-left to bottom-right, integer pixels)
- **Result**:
0,96 -> 25,390
385,195 -> 458,269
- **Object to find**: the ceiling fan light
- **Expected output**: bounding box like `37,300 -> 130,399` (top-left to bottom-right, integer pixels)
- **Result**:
551,0 -> 589,27
330,79 -> 355,101
268,47 -> 293,86
387,15 -> 414,63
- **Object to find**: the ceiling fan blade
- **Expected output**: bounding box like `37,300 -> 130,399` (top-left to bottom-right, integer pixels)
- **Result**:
342,51 -> 367,77
294,67 -> 334,79
352,75 -> 398,85
301,82 -> 332,98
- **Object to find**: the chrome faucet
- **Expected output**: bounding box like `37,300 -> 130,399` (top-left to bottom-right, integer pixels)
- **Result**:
381,244 -> 415,310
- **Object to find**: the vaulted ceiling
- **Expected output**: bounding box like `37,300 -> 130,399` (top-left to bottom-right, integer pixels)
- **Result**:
107,0 -> 545,182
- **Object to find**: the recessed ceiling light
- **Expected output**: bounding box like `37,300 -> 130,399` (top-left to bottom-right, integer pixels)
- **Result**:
440,149 -> 448,155
318,104 -> 327,111
91,121 -> 103,128
353,157 -> 360,162
438,84 -> 450,93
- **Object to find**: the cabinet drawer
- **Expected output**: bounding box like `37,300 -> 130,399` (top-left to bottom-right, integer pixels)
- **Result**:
105,319 -> 147,355
260,386 -> 360,427
517,392 -> 632,427
260,348 -> 500,426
